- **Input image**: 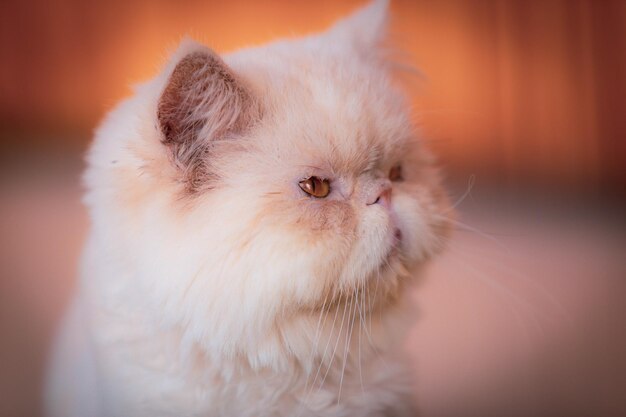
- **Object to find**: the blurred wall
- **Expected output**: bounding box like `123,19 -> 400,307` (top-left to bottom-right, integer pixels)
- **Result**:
1,0 -> 625,190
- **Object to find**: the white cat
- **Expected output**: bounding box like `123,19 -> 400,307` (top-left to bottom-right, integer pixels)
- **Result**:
45,1 -> 451,416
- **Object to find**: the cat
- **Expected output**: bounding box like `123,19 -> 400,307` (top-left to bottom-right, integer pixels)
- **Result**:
45,1 -> 451,416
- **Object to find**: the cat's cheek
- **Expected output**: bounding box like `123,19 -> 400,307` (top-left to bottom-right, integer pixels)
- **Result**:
251,197 -> 359,305
334,206 -> 392,290
392,192 -> 437,264
313,200 -> 357,233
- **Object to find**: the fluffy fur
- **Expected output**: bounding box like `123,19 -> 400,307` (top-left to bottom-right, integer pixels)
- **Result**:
45,1 -> 451,416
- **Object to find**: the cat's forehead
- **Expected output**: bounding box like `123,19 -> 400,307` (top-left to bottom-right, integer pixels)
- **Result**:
234,51 -> 412,173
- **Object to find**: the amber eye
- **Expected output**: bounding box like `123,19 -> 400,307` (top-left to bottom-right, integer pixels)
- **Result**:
389,164 -> 404,181
298,176 -> 330,198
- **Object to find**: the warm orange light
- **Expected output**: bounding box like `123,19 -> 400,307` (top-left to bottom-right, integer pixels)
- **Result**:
1,0 -> 624,188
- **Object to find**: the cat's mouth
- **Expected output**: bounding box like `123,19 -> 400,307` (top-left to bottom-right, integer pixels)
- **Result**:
394,227 -> 402,243
386,227 -> 403,258
374,226 -> 404,275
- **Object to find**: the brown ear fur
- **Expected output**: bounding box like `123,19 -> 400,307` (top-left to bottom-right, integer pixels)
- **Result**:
157,50 -> 257,191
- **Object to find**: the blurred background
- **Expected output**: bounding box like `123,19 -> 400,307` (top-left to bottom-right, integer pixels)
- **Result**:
0,1 -> 624,416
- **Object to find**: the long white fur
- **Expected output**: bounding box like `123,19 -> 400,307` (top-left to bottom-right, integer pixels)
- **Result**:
45,1 -> 451,416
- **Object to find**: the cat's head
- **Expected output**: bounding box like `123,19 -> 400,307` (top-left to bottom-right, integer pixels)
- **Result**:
85,0 -> 451,367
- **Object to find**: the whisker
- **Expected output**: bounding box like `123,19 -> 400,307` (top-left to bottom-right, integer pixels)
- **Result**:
449,242 -> 572,324
365,269 -> 391,372
447,174 -> 476,212
316,295 -> 351,396
337,293 -> 357,403
436,215 -> 511,253
356,286 -> 366,397
303,295 -> 342,406
448,246 -> 537,312
302,291 -> 330,394
446,247 -> 545,341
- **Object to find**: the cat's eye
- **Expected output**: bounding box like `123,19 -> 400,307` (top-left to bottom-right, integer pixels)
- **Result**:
389,164 -> 404,182
299,176 -> 330,198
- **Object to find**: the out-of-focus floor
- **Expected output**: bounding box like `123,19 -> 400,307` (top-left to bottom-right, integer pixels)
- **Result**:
0,151 -> 624,417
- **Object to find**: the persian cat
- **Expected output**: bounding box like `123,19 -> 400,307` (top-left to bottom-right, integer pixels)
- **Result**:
45,1 -> 451,416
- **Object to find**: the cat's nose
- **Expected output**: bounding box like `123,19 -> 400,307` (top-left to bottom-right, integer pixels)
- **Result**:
366,182 -> 392,209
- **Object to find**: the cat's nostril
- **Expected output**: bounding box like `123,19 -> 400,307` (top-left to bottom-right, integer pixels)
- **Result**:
368,187 -> 392,207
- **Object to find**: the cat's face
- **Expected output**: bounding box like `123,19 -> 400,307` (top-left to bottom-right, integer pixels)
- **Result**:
210,59 -> 447,307
85,1 -> 450,365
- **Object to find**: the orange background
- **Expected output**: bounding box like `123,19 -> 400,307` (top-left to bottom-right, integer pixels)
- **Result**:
1,2 -> 625,416
1,0 -> 625,192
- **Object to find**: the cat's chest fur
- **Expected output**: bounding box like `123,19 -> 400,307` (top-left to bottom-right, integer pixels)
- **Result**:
94,327 -> 412,417
53,263 -> 415,417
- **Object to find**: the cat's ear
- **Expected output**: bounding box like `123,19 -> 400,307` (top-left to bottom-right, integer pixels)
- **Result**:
328,0 -> 389,53
157,40 -> 257,186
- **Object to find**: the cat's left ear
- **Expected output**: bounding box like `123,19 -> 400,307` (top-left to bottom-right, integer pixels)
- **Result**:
156,40 -> 258,190
328,0 -> 389,54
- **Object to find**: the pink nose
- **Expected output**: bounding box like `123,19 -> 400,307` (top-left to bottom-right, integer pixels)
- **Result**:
367,184 -> 392,208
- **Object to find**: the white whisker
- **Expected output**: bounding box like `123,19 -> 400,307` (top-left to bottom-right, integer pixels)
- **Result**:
436,214 -> 511,252
337,293 -> 357,403
356,286 -> 366,396
450,242 -> 572,324
314,294 -> 350,398
302,295 -> 342,408
447,247 -> 544,343
302,291 -> 331,395
446,174 -> 476,212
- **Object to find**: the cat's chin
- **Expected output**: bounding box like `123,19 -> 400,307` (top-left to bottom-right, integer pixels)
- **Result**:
286,261 -> 415,369
331,252 -> 412,316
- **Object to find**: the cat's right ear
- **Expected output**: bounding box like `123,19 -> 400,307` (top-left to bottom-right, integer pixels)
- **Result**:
157,41 -> 257,189
328,0 -> 389,55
